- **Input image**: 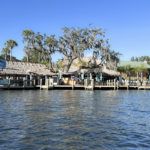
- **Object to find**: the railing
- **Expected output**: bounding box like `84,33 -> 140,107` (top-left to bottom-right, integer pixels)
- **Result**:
84,78 -> 150,89
0,78 -> 37,87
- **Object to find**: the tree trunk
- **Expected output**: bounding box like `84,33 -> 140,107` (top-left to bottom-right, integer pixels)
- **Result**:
38,52 -> 41,63
10,51 -> 12,61
27,55 -> 29,62
26,52 -> 29,62
63,59 -> 73,73
49,56 -> 55,72
5,54 -> 7,60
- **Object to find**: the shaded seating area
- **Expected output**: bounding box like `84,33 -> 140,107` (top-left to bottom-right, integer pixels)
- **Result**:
0,61 -> 55,88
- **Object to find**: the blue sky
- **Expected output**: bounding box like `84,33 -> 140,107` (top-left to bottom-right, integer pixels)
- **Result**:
0,0 -> 150,61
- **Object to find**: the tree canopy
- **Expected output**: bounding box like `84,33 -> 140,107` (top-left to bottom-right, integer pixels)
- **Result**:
1,26 -> 120,73
1,39 -> 18,61
58,27 -> 120,72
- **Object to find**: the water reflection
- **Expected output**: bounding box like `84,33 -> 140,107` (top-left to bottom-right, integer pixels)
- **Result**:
0,90 -> 150,149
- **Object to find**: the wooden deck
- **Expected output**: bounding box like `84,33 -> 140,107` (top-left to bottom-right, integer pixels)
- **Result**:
138,86 -> 150,90
1,84 -> 150,90
0,85 -> 39,90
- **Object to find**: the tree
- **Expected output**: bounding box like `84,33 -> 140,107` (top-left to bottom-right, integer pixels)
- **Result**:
131,56 -> 135,61
44,35 -> 58,71
22,30 -> 46,63
22,27 -> 120,72
22,29 -> 58,71
34,32 -> 47,63
56,59 -> 64,71
22,29 -> 35,62
117,64 -> 148,80
92,37 -> 120,70
130,56 -> 150,65
58,27 -> 105,72
1,47 -> 9,60
1,40 -> 18,61
108,50 -> 120,69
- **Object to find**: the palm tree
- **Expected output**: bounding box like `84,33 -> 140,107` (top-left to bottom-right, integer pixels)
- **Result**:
22,29 -> 35,62
44,35 -> 58,71
4,40 -> 18,61
109,50 -> 120,69
1,47 -> 9,60
34,32 -> 44,63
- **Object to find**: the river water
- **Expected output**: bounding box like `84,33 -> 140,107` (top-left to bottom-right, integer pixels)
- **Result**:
0,90 -> 150,150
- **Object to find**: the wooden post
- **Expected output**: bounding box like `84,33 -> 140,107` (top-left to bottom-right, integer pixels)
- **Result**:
84,79 -> 88,90
127,81 -> 129,90
37,76 -> 40,85
8,77 -> 11,87
40,78 -> 42,90
29,75 -> 32,87
108,80 -> 110,86
46,78 -> 49,90
114,79 -> 116,90
117,80 -> 119,90
45,76 -> 47,86
91,79 -> 94,90
33,79 -> 36,87
90,73 -> 92,80
23,77 -> 26,87
142,81 -> 146,90
26,75 -> 28,86
137,80 -> 140,90
72,80 -> 74,90
49,78 -> 54,87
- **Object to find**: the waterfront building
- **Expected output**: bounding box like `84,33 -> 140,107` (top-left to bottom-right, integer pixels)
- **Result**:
0,61 -> 55,87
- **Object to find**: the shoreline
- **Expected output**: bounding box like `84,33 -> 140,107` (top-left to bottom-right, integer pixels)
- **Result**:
1,85 -> 150,90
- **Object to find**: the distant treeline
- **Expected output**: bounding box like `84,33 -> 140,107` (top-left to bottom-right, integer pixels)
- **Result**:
131,56 -> 150,64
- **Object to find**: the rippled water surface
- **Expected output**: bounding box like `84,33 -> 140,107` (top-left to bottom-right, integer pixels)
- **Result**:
0,90 -> 150,150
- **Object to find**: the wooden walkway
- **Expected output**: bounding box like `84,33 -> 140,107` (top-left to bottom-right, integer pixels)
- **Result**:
0,86 -> 39,90
1,84 -> 150,90
138,86 -> 150,90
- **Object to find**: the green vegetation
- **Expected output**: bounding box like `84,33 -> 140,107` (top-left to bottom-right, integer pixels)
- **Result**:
118,64 -> 148,75
131,56 -> 150,65
22,29 -> 57,72
0,26 -> 120,72
117,61 -> 150,80
1,40 -> 18,61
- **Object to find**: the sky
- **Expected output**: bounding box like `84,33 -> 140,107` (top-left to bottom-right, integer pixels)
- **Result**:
0,0 -> 150,61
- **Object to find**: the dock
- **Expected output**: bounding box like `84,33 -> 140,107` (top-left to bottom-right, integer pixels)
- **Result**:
1,84 -> 150,90
0,61 -> 150,91
1,77 -> 150,90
